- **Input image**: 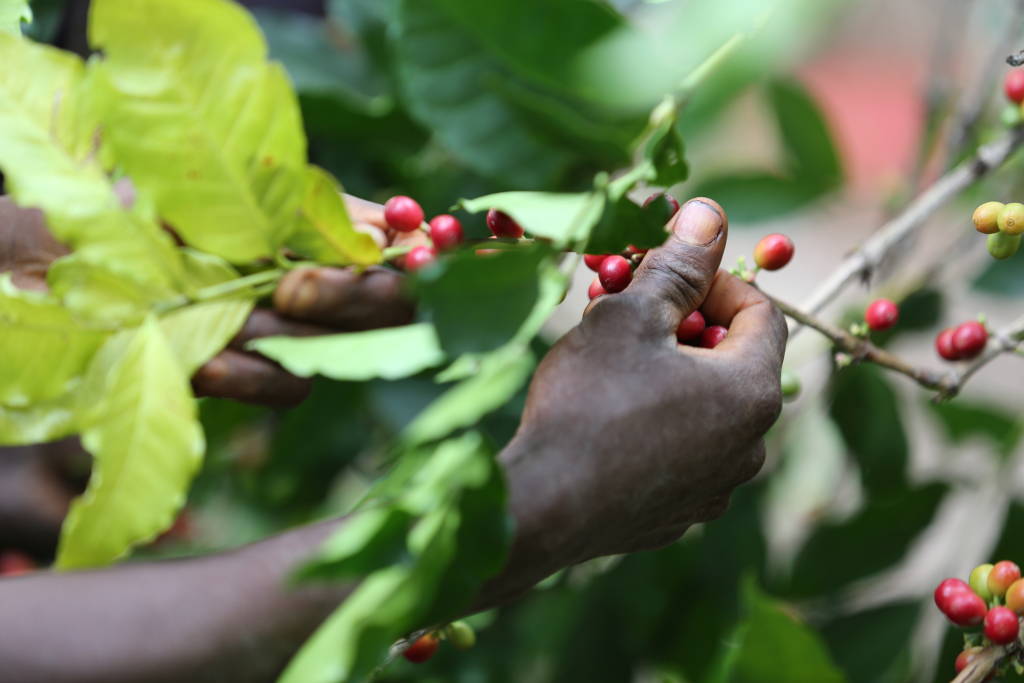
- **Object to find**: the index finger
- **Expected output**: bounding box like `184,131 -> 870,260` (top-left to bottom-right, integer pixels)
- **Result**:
697,270 -> 787,372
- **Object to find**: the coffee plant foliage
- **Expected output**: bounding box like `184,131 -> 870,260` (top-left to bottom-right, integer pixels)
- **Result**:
4,0 -> 1024,681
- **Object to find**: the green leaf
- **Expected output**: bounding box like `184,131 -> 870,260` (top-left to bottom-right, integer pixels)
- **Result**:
56,317 -> 204,568
0,392 -> 80,445
293,507 -> 415,583
927,400 -> 1022,460
89,0 -> 307,263
160,300 -> 254,376
0,0 -> 30,34
416,245 -> 550,355
46,254 -> 162,326
973,254 -> 1024,295
0,33 -> 185,292
0,276 -> 107,409
639,104 -> 689,187
401,345 -> 535,446
586,192 -> 673,253
458,190 -> 604,247
249,323 -> 445,381
783,483 -> 947,598
708,577 -> 845,683
286,165 -> 382,267
828,365 -> 908,496
820,602 -> 920,683
393,0 -> 572,187
767,78 -> 841,188
691,173 -> 821,224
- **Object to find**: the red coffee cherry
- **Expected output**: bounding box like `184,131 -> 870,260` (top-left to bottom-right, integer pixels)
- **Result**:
953,321 -> 988,360
584,254 -> 609,272
404,246 -> 437,272
384,195 -> 425,233
1006,69 -> 1024,103
988,560 -> 1021,598
935,328 -> 960,361
955,646 -> 986,674
985,606 -> 1020,644
753,234 -> 795,271
934,578 -> 972,613
700,325 -> 729,349
945,590 -> 987,627
486,209 -> 524,238
428,214 -> 464,251
598,255 -> 632,293
865,299 -> 899,332
587,277 -> 607,300
402,633 -> 439,663
676,310 -> 706,342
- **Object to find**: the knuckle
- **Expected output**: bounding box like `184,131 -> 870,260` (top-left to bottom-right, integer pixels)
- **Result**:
636,250 -> 707,310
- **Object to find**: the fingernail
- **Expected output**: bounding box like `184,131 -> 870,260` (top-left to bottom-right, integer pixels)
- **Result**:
672,200 -> 723,246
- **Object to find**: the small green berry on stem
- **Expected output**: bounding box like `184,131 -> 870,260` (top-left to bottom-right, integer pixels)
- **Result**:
972,202 -> 1005,235
997,202 -> 1024,235
1002,104 -> 1024,127
753,234 -> 795,271
970,563 -> 995,602
486,209 -> 524,238
865,299 -> 899,332
988,231 -> 1022,260
445,621 -> 476,650
780,370 -> 801,401
384,195 -> 425,233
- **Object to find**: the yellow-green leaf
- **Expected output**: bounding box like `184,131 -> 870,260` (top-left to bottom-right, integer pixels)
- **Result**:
0,276 -> 107,408
89,0 -> 307,262
0,391 -> 80,445
0,0 -> 30,34
0,33 -> 184,293
56,317 -> 204,569
287,166 -> 382,267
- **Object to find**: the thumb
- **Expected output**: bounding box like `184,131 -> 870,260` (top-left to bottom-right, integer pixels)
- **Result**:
622,197 -> 727,326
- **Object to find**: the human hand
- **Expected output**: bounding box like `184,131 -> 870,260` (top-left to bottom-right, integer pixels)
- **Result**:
0,194 -> 419,408
496,198 -> 787,591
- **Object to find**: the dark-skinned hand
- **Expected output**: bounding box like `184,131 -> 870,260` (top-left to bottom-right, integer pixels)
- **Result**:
491,198 -> 787,599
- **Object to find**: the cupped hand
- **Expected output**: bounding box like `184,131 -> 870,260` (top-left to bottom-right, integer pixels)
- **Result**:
496,198 -> 787,591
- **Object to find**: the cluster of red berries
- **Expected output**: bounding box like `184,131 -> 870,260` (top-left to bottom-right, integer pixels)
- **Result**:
935,320 -> 988,361
935,561 -> 1024,675
383,195 -> 525,272
401,621 -> 476,664
971,200 -> 1023,261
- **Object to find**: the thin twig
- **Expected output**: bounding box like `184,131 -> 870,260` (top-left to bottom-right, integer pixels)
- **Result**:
794,129 -> 1024,334
952,644 -> 1007,683
768,293 -> 1024,399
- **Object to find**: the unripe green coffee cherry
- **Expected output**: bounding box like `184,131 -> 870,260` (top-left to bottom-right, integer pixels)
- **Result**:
988,231 -> 1022,260
969,563 -> 994,601
1003,104 -> 1024,127
972,201 -> 1004,234
780,370 -> 801,401
997,202 -> 1024,235
445,621 -> 476,650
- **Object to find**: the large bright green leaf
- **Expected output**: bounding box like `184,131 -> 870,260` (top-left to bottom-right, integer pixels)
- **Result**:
89,0 -> 307,263
57,317 -> 204,568
393,0 -> 571,187
0,0 -> 30,34
286,166 -> 382,267
250,323 -> 444,381
0,276 -> 107,409
0,34 -> 184,292
0,391 -> 80,445
707,578 -> 845,683
767,78 -> 841,189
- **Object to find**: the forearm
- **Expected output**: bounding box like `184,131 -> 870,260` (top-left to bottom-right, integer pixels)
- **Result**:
0,519 -> 351,683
